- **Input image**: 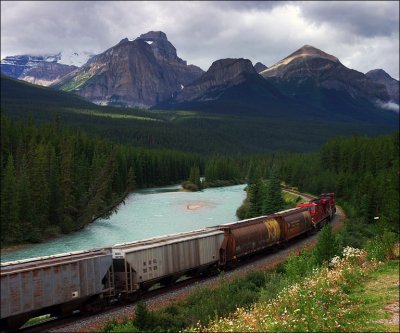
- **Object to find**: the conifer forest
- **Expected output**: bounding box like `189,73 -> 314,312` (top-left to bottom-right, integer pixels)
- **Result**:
1,111 -> 398,246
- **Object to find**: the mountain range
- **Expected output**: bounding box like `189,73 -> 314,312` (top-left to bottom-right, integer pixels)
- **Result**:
1,54 -> 78,86
1,31 -> 399,118
2,74 -> 396,156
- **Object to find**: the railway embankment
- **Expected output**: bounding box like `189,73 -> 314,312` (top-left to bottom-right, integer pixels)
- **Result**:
196,256 -> 399,332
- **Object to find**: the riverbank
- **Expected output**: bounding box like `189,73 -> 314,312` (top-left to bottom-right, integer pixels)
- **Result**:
1,243 -> 32,255
0,192 -> 129,255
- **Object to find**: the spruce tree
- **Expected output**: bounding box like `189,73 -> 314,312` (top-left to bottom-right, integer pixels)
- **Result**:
246,179 -> 265,218
1,154 -> 20,243
262,166 -> 284,215
17,155 -> 33,242
60,138 -> 76,232
29,144 -> 50,241
189,165 -> 201,189
313,224 -> 339,265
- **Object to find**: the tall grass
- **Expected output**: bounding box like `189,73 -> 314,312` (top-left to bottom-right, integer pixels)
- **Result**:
192,247 -> 384,332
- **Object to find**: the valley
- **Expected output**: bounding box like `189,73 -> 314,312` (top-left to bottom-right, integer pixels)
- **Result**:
1,3 -> 399,332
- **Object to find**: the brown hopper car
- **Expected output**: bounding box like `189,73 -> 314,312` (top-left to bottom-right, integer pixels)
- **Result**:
218,207 -> 313,265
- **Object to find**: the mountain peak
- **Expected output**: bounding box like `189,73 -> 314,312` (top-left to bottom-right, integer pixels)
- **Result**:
133,30 -> 187,65
138,31 -> 168,41
366,69 -> 394,81
254,62 -> 268,73
52,30 -> 204,108
282,44 -> 339,65
155,58 -> 262,107
260,44 -> 340,77
208,58 -> 257,76
366,69 -> 399,104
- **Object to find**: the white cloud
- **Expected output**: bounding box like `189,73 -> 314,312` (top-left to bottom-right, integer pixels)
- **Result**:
376,100 -> 400,113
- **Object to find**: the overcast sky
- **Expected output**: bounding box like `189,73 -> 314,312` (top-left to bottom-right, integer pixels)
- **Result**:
1,1 -> 399,79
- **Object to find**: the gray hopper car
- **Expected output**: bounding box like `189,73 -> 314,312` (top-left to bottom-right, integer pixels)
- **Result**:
0,249 -> 113,329
111,228 -> 224,296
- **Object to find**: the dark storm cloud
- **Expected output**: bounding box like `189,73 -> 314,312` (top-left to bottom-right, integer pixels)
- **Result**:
213,1 -> 287,11
0,1 -> 128,57
300,1 -> 399,37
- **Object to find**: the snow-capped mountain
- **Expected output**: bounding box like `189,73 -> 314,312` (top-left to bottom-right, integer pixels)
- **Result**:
1,53 -> 77,86
0,51 -> 95,86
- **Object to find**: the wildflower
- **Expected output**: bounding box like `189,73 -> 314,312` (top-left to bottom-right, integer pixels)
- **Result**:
330,255 -> 341,267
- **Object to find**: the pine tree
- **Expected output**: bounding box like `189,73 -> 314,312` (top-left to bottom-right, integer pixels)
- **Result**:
313,224 -> 340,265
17,155 -> 33,242
245,179 -> 265,218
189,165 -> 201,189
60,138 -> 77,232
0,154 -> 20,243
262,166 -> 284,215
126,166 -> 136,194
29,144 -> 50,241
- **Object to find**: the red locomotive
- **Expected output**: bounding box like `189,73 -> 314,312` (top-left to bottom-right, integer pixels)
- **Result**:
296,193 -> 336,228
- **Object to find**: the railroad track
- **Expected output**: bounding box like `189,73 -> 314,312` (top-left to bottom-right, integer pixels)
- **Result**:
17,274 -> 209,333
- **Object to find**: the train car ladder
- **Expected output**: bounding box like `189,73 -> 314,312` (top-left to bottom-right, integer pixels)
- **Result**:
125,262 -> 134,292
107,266 -> 115,296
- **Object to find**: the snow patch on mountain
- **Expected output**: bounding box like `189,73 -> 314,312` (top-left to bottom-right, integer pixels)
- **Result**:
59,51 -> 95,67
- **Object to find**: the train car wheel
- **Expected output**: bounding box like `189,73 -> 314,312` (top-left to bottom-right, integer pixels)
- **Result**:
206,264 -> 220,276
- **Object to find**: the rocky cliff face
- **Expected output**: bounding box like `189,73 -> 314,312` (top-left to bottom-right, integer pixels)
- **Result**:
153,57 -> 302,116
171,58 -> 258,103
1,54 -> 77,86
261,45 -> 390,104
52,31 -> 204,108
366,69 -> 399,104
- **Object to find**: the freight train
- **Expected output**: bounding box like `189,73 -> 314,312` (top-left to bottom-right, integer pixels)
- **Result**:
0,193 -> 335,331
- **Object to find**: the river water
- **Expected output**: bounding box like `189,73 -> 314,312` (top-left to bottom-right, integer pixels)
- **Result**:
1,184 -> 246,263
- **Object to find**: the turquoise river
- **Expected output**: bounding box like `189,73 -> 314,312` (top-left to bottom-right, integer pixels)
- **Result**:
1,184 -> 246,263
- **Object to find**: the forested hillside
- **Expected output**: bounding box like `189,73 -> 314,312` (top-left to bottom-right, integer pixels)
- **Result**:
2,75 -> 397,154
0,115 -> 203,245
1,109 -> 397,247
241,132 -> 399,238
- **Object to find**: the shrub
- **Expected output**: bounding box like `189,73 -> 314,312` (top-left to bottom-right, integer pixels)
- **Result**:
337,217 -> 376,249
236,199 -> 249,219
284,249 -> 317,283
313,224 -> 340,265
133,301 -> 156,331
181,181 -> 199,192
259,271 -> 288,302
365,230 -> 397,261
